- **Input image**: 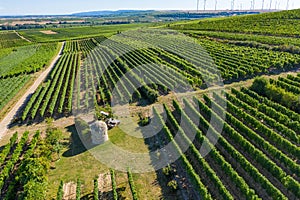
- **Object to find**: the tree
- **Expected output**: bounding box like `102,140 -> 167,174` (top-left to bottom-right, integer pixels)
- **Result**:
251,77 -> 269,95
46,128 -> 63,160
22,181 -> 47,200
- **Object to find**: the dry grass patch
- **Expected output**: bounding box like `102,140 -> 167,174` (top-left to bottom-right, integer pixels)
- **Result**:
40,30 -> 58,35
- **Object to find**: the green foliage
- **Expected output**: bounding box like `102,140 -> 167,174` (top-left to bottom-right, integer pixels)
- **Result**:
46,128 -> 63,159
192,95 -> 288,199
21,52 -> 80,121
127,169 -> 138,200
93,177 -> 99,200
16,133 -> 48,199
172,100 -> 254,200
76,179 -> 81,200
64,40 -> 80,53
1,131 -> 55,200
0,131 -> 29,191
224,91 -> 300,165
156,106 -> 214,200
197,40 -> 300,80
251,77 -> 300,113
56,181 -> 64,200
251,77 -> 269,95
242,87 -> 300,121
231,88 -> 299,143
0,132 -> 18,164
167,180 -> 178,191
0,75 -> 30,111
110,169 -> 118,200
46,127 -> 63,145
18,157 -> 49,198
22,181 -> 47,200
162,165 -> 172,177
270,79 -> 300,94
211,92 -> 300,197
138,112 -> 150,126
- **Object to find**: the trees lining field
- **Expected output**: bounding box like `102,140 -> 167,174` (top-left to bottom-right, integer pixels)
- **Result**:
17,23 -> 148,42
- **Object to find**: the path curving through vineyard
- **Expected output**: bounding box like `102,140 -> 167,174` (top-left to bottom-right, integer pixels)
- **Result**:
0,41 -> 65,139
14,30 -> 32,43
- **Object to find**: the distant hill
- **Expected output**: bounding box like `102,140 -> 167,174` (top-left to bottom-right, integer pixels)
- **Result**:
155,11 -> 260,19
72,10 -> 155,17
72,10 -> 263,18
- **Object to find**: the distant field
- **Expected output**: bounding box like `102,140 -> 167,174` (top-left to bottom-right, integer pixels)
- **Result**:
18,23 -> 149,42
0,31 -> 30,48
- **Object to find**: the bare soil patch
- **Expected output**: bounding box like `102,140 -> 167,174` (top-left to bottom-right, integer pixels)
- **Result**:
40,30 -> 58,35
63,182 -> 76,200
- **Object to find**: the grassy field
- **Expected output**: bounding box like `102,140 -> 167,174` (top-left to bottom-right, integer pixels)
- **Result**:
47,125 -> 107,199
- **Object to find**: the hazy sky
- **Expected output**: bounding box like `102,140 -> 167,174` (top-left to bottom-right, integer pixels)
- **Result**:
0,0 -> 299,15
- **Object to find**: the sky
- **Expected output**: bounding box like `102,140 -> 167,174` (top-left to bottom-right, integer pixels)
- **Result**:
0,0 -> 299,15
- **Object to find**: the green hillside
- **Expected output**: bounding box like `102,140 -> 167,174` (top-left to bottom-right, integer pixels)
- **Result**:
171,9 -> 300,37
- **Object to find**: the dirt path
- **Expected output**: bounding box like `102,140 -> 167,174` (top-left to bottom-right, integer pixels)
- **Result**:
0,41 -> 65,139
14,30 -> 32,43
